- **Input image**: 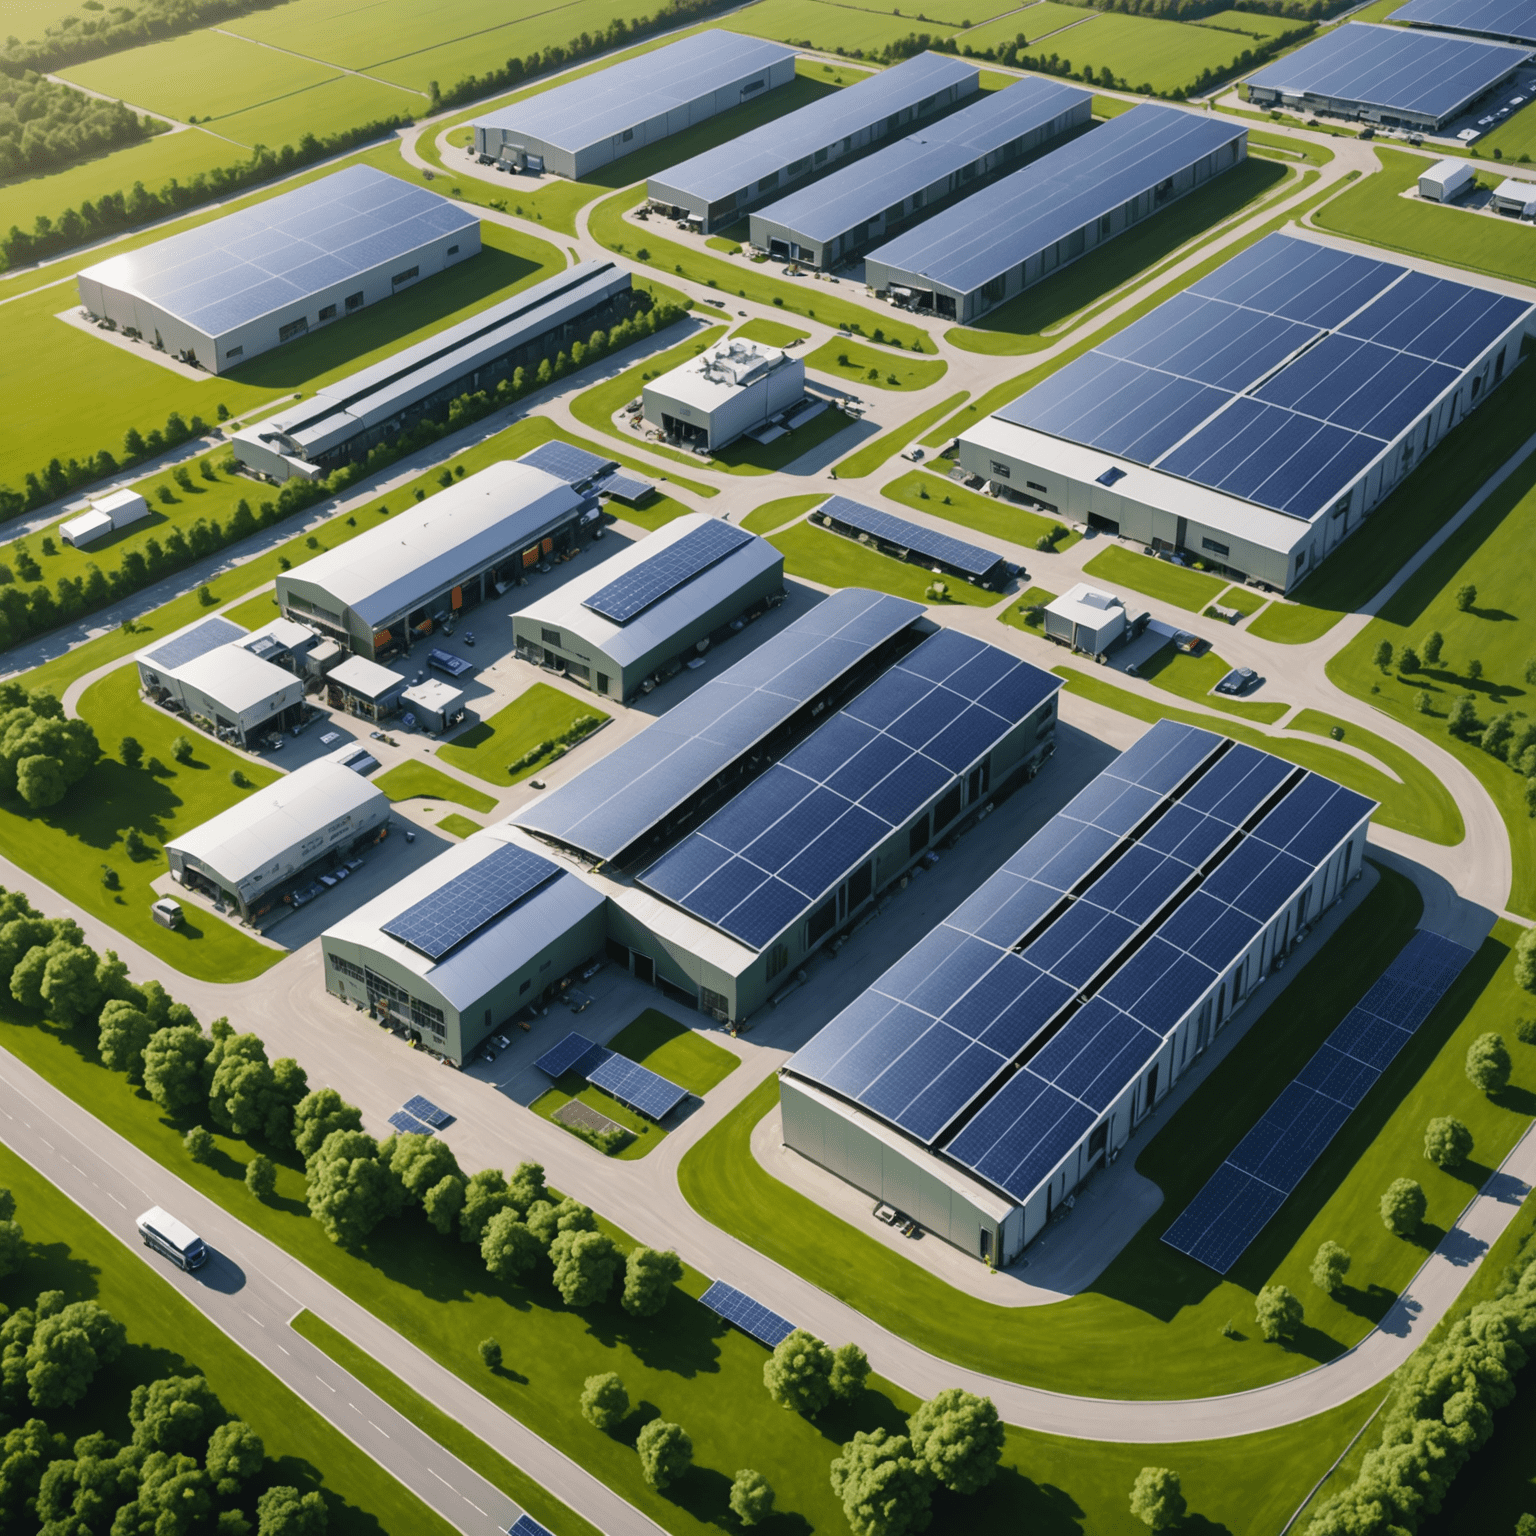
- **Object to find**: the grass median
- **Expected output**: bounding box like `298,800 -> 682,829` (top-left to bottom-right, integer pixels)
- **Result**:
439,682 -> 608,789
770,521 -> 999,606
376,761 -> 498,813
834,391 -> 969,479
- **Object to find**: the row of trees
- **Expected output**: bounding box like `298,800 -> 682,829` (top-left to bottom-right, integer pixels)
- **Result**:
3,0 -> 290,71
1064,0 -> 1341,19
0,73 -> 163,179
0,683 -> 99,810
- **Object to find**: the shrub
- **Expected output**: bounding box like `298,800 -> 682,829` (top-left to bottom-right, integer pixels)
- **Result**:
184,1125 -> 215,1164
1254,1283 -> 1302,1344
1466,1031 -> 1512,1094
1424,1116 -> 1474,1169
1381,1177 -> 1426,1236
580,1371 -> 629,1430
636,1419 -> 692,1489
1310,1240 -> 1351,1294
171,736 -> 194,764
478,1337 -> 502,1370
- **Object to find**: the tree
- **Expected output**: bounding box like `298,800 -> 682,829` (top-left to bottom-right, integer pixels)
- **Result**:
481,1209 -> 540,1282
830,1342 -> 871,1402
245,1154 -> 277,1200
209,1031 -> 302,1146
172,736 -> 194,764
1466,1031 -> 1513,1094
1398,645 -> 1421,673
305,1129 -> 404,1247
907,1388 -> 1005,1494
505,1160 -> 548,1214
1424,1115 -> 1474,1169
120,736 -> 143,769
130,1374 -> 228,1453
25,1301 -> 127,1409
206,1419 -> 264,1496
621,1245 -> 682,1317
1310,1241 -> 1351,1294
1518,928 -> 1536,995
636,1420 -> 692,1490
478,1338 -> 502,1371
730,1468 -> 775,1526
143,1025 -> 212,1115
184,1125 -> 216,1164
1381,1177 -> 1427,1237
1447,695 -> 1480,738
1484,712 -> 1517,759
97,999 -> 153,1080
764,1329 -> 835,1414
1254,1283 -> 1302,1344
35,941 -> 101,1025
1469,658 -> 1485,683
830,1428 -> 933,1536
1129,1466 -> 1186,1531
580,1372 -> 629,1430
0,1196 -> 22,1280
549,1229 -> 621,1307
527,1195 -> 595,1248
459,1168 -> 511,1244
292,1088 -> 363,1163
1421,630 -> 1444,666
16,754 -> 66,809
1456,583 -> 1477,612
255,1483 -> 327,1535
1374,640 -> 1393,672
113,1449 -> 213,1534
387,1133 -> 464,1231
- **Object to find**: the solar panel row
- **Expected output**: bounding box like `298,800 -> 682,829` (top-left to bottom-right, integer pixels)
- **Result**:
518,440 -> 615,487
507,1514 -> 555,1536
403,1095 -> 453,1128
388,1110 -> 434,1137
1163,927 -> 1475,1272
1395,0 -> 1536,45
699,1279 -> 796,1346
145,617 -> 246,672
816,496 -> 1005,582
583,519 -> 754,624
533,1031 -> 687,1119
381,843 -> 561,960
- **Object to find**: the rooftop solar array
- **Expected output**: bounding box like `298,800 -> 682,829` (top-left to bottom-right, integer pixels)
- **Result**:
519,440 -> 615,487
144,616 -> 246,672
996,232 -> 1533,522
599,472 -> 655,505
514,588 -> 924,861
866,105 -> 1244,297
1395,0 -> 1536,44
428,649 -> 473,678
651,52 -> 978,204
1244,22 -> 1530,123
754,76 -> 1091,245
785,720 -> 1375,1200
583,519 -> 754,624
1164,928 -> 1474,1273
80,165 -> 477,339
815,495 -> 1005,582
533,1031 -> 686,1119
699,1280 -> 796,1347
473,31 -> 795,152
381,842 -> 560,960
535,1030 -> 609,1079
640,629 -> 1059,951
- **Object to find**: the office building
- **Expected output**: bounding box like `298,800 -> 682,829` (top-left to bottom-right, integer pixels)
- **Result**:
642,337 -> 806,450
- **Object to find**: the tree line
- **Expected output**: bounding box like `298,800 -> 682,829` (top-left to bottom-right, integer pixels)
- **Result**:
1,0 -> 290,73
0,72 -> 163,179
1058,0 -> 1345,19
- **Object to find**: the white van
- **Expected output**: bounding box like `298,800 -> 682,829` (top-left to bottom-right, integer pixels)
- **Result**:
136,1206 -> 208,1270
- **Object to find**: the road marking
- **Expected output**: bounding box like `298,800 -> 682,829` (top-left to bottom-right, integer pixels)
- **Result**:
277,1344 -> 290,1356
318,1378 -> 336,1392
244,1310 -> 264,1328
464,1498 -> 487,1516
368,1419 -> 390,1438
429,1469 -> 453,1489
68,1162 -> 87,1176
38,1138 -> 52,1150
107,1193 -> 125,1208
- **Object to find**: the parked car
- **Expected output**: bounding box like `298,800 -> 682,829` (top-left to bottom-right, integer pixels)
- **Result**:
1173,631 -> 1201,655
1215,667 -> 1259,696
901,446 -> 925,463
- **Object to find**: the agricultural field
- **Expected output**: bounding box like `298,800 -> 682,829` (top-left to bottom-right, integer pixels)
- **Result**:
957,2 -> 1097,54
730,0 -> 970,53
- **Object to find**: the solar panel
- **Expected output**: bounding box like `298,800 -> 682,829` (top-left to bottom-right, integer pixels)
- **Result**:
594,470 -> 655,504
388,1110 -> 434,1136
816,495 -> 1005,582
1395,0 -> 1536,44
699,1279 -> 796,1347
428,649 -> 473,678
535,1031 -> 608,1079
144,617 -> 246,672
583,519 -> 754,624
587,1053 -> 688,1120
381,843 -> 561,960
403,1095 -> 453,1128
1164,927 -> 1476,1273
518,440 -> 615,486
506,1515 -> 555,1536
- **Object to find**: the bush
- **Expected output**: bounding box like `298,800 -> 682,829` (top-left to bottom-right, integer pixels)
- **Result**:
764,1329 -> 834,1414
1517,1017 -> 1536,1046
636,1419 -> 692,1489
478,1337 -> 502,1371
183,1125 -> 215,1164
1466,1032 -> 1512,1094
730,1469 -> 775,1525
580,1371 -> 629,1430
1254,1283 -> 1302,1344
1130,1467 -> 1186,1531
1381,1177 -> 1427,1237
244,1154 -> 276,1200
171,736 -> 194,764
1310,1240 -> 1351,1294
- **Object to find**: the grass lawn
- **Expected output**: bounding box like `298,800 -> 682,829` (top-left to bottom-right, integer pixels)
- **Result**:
374,761 -> 497,814
609,1008 -> 739,1096
1212,583 -> 1266,618
224,588 -> 283,629
770,522 -> 999,606
732,318 -> 808,347
804,338 -> 948,391
439,683 -> 608,788
531,1075 -> 666,1159
707,236 -> 742,254
0,1139 -> 458,1536
1084,544 -> 1229,612
834,390 -> 969,479
1136,645 -> 1290,723
882,468 -> 1065,551
1323,439 -> 1536,915
437,813 -> 482,838
1057,669 -> 1463,844
709,402 -> 862,475
997,585 -> 1057,635
1246,600 -> 1342,644
741,493 -> 826,533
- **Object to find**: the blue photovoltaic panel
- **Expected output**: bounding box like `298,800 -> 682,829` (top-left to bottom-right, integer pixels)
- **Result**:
535,1031 -> 608,1079
583,519 -> 754,623
1245,22 -> 1529,125
518,439 -> 615,486
594,470 -> 655,504
144,616 -> 246,672
428,648 -> 474,677
997,232 -> 1533,522
1164,927 -> 1476,1272
382,843 -> 561,960
1395,0 -> 1536,44
587,1053 -> 688,1120
700,1280 -> 796,1347
403,1095 -> 453,1128
817,495 -> 1005,582
506,1516 -> 554,1536
388,1110 -> 434,1137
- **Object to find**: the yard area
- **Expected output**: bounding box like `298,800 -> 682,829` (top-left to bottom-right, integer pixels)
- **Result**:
997,585 -> 1057,635
881,468 -> 1065,551
1083,544 -> 1228,612
741,493 -> 826,533
438,683 -> 609,788
374,761 -> 497,814
834,390 -> 970,479
770,521 -> 1000,606
1135,645 -> 1289,724
804,338 -> 949,391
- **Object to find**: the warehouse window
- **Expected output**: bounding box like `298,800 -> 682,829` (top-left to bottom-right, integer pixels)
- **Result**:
447,244 -> 459,255
758,171 -> 779,193
1202,537 -> 1230,557
787,156 -> 809,176
541,627 -> 561,646
1027,480 -> 1047,494
848,861 -> 873,910
981,275 -> 1006,303
909,814 -> 929,857
741,78 -> 764,95
766,943 -> 789,982
329,953 -> 365,983
225,346 -> 243,360
622,127 -> 634,141
318,304 -> 337,321
519,978 -> 531,994
989,461 -> 1011,480
345,291 -> 364,311
700,986 -> 730,1019
933,782 -> 962,831
1098,213 -> 1112,239
814,146 -> 828,165
278,317 -> 308,343
807,896 -> 838,947
391,266 -> 419,286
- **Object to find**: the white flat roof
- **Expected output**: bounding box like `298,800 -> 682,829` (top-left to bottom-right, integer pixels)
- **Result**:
1047,582 -> 1127,628
330,654 -> 404,699
402,678 -> 463,711
171,642 -> 298,715
648,338 -> 799,413
93,487 -> 146,516
1420,157 -> 1472,184
61,510 -> 113,543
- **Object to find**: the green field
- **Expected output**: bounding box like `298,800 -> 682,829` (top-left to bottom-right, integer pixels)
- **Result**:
1084,544 -> 1229,611
958,3 -> 1100,54
1191,8 -> 1310,39
1136,645 -> 1289,724
438,682 -> 609,787
835,390 -> 969,478
881,468 -> 1062,550
741,493 -> 825,533
436,812 -> 481,837
771,520 -> 1000,605
732,318 -> 810,348
805,337 -> 948,391
730,0 -> 966,52
374,761 -> 498,813
997,584 -> 1056,635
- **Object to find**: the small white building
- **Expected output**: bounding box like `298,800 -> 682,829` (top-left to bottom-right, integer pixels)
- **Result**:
642,338 -> 805,452
61,487 -> 150,547
327,655 -> 408,721
402,678 -> 467,734
1418,158 -> 1475,202
1491,177 -> 1536,216
1043,583 -> 1142,656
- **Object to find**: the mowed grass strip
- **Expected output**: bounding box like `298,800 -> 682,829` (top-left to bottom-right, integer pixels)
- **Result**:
882,468 -> 1066,551
609,1008 -> 740,1097
835,390 -> 969,479
741,493 -> 825,533
1083,543 -> 1228,611
804,338 -> 948,391
1136,645 -> 1289,724
375,761 -> 498,814
770,521 -> 998,605
438,682 -> 608,788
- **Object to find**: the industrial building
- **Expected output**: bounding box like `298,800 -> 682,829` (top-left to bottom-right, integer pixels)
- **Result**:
1418,158 -> 1475,201
166,757 -> 392,920
276,460 -> 592,656
648,52 -> 979,232
1043,584 -> 1146,657
865,104 -> 1246,323
1492,176 -> 1536,215
1393,0 -> 1536,48
472,31 -> 796,178
1243,22 -> 1530,129
779,718 -> 1375,1266
322,825 -> 608,1060
958,232 -> 1535,591
402,679 -> 468,735
643,337 -> 807,450
511,512 -> 785,700
61,487 -> 149,548
811,496 -> 1009,590
749,77 -> 1091,268
77,166 -> 480,375
231,261 -> 634,482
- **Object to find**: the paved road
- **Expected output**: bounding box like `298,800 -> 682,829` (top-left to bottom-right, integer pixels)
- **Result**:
0,1048 -> 658,1536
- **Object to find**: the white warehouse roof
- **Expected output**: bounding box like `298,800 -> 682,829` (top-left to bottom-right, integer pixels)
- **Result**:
169,643 -> 298,715
648,337 -> 800,413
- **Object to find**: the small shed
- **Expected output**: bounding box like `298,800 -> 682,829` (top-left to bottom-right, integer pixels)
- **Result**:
327,655 -> 407,720
60,509 -> 115,547
1491,177 -> 1536,217
1418,159 -> 1474,202
402,679 -> 468,734
305,639 -> 344,680
1044,583 -> 1136,656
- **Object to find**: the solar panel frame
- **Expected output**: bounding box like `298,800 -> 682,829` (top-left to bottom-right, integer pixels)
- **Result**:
534,1032 -> 608,1080
699,1279 -> 796,1347
816,495 -> 1005,582
587,1054 -> 688,1120
381,843 -> 561,960
403,1095 -> 454,1128
582,519 -> 754,624
507,1515 -> 555,1536
388,1110 -> 434,1137
518,439 -> 615,485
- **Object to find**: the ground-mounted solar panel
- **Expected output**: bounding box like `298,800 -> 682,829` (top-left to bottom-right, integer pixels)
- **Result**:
815,495 -> 1005,582
1164,927 -> 1476,1273
382,843 -> 561,960
594,470 -> 655,504
144,617 -> 246,672
506,1515 -> 554,1536
534,1031 -> 609,1079
699,1279 -> 796,1347
583,519 -> 754,624
403,1095 -> 453,1128
518,439 -> 614,486
587,1053 -> 688,1120
388,1110 -> 434,1136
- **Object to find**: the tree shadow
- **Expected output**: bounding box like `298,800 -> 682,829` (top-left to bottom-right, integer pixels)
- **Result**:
814,1385 -> 908,1446
615,1400 -> 662,1447
1468,605 -> 1518,623
662,1462 -> 735,1524
485,1359 -> 529,1386
963,1464 -> 1087,1535
1279,1321 -> 1346,1366
1445,1156 -> 1496,1188
1410,1220 -> 1448,1252
1336,1282 -> 1397,1323
1494,1084 -> 1536,1117
583,1293 -> 723,1378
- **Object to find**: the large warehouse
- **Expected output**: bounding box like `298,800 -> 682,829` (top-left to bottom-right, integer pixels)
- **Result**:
864,104 -> 1247,324
322,825 -> 608,1060
749,77 -> 1091,269
472,31 -> 796,178
276,460 -> 591,656
648,52 -> 979,232
957,232 -> 1535,591
1243,22 -> 1530,129
167,757 -> 391,920
643,336 -> 807,450
232,261 -> 634,482
779,719 -> 1375,1266
77,165 -> 480,374
1395,0 -> 1536,46
510,512 -> 785,700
